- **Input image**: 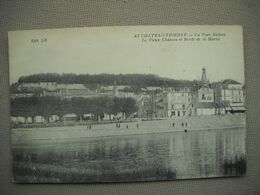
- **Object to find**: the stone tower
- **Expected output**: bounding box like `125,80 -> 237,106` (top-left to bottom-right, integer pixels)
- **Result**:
200,67 -> 209,88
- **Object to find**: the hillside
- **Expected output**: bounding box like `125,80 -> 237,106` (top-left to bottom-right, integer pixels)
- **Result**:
16,73 -> 198,88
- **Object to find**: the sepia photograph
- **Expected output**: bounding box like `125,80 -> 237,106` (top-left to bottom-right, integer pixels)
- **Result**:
8,25 -> 246,183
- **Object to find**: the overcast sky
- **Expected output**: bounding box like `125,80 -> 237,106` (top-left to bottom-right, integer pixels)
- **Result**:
9,25 -> 245,84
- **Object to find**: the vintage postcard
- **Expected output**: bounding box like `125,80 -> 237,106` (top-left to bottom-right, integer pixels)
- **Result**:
9,25 -> 246,183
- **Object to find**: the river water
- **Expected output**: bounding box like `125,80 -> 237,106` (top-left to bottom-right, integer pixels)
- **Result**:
13,127 -> 246,183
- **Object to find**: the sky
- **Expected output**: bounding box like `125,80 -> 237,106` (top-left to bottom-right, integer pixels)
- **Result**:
8,25 -> 245,84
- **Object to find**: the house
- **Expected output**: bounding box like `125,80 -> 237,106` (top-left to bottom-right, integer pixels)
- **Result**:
10,93 -> 34,99
17,82 -> 94,99
191,102 -> 216,116
214,79 -> 245,113
99,85 -> 130,95
145,86 -> 162,92
62,113 -> 77,121
41,83 -> 95,99
162,87 -> 192,117
18,82 -> 58,91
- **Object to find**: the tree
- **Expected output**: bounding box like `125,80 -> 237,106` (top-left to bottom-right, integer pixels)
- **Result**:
54,98 -> 71,121
111,97 -> 137,118
71,97 -> 89,121
37,96 -> 56,123
10,96 -> 138,124
11,97 -> 39,123
90,96 -> 113,121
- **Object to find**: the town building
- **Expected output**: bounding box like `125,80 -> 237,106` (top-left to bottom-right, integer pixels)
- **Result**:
11,68 -> 246,123
137,87 -> 192,118
17,82 -> 94,99
214,79 -> 245,113
42,84 -> 98,99
18,82 -> 58,91
162,87 -> 192,117
190,68 -> 216,116
99,84 -> 138,98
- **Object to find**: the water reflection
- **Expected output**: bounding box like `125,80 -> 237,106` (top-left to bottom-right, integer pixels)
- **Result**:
13,128 -> 246,183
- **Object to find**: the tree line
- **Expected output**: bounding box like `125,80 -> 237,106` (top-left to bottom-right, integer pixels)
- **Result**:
11,96 -> 137,123
17,73 -> 194,88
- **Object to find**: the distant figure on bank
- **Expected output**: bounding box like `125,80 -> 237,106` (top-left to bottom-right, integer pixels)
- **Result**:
89,125 -> 91,129
181,122 -> 184,127
137,124 -> 139,128
184,129 -> 187,133
172,123 -> 175,127
118,123 -> 120,128
126,125 -> 128,129
185,122 -> 188,127
116,123 -> 118,128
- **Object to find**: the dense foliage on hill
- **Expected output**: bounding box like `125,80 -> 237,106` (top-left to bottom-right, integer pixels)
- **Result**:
17,73 -> 196,88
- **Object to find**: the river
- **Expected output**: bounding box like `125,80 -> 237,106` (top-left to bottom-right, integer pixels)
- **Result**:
13,127 -> 246,183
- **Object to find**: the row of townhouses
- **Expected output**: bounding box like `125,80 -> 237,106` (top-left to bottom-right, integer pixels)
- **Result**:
137,68 -> 245,118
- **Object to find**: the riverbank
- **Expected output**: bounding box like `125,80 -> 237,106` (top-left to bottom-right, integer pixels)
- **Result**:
12,114 -> 246,144
11,118 -> 139,129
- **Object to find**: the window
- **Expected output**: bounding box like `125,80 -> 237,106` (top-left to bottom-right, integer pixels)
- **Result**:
182,111 -> 186,116
182,104 -> 185,109
202,94 -> 206,100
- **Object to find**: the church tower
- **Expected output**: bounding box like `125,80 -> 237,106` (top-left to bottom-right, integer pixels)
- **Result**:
200,67 -> 209,88
197,67 -> 214,103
